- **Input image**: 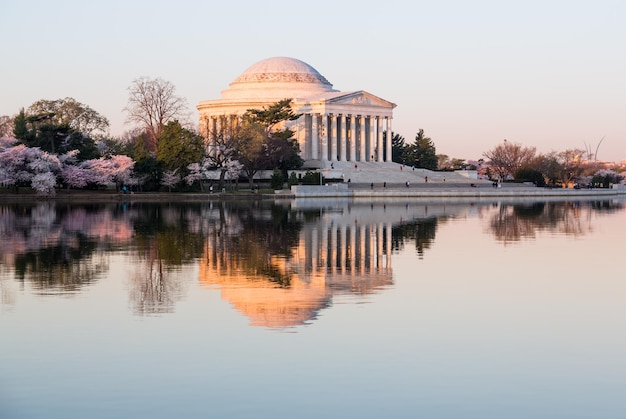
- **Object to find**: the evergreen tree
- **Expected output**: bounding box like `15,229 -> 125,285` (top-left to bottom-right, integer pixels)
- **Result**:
234,99 -> 303,187
406,129 -> 438,170
388,131 -> 406,163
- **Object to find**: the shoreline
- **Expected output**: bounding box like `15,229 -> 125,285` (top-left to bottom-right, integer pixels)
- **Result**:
1,184 -> 625,204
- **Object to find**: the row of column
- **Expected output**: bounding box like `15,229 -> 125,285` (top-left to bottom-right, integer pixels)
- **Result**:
201,221 -> 392,277
200,113 -> 393,164
299,222 -> 393,274
301,113 -> 392,163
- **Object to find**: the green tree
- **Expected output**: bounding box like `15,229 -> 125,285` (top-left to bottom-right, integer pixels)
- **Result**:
13,100 -> 102,159
450,158 -> 466,170
405,129 -> 437,170
234,99 -> 303,188
232,116 -> 266,188
247,98 -> 301,134
156,120 -> 204,178
12,109 -> 34,143
514,167 -> 546,186
388,131 -> 406,163
249,98 -> 303,177
27,97 -> 110,138
264,128 -> 303,178
121,129 -> 162,191
270,168 -> 284,190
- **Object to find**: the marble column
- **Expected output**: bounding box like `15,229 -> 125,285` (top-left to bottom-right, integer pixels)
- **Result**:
368,116 -> 376,161
386,117 -> 392,163
377,117 -> 383,163
295,115 -> 305,159
339,114 -> 347,161
215,116 -> 221,138
349,116 -> 356,162
359,116 -> 366,162
330,114 -> 338,162
311,114 -> 318,161
321,114 -> 328,162
209,117 -> 218,156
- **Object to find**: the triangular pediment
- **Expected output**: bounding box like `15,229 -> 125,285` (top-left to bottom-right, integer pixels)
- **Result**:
326,91 -> 396,108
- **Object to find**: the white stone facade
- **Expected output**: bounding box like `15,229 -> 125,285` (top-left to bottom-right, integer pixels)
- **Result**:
197,57 -> 396,168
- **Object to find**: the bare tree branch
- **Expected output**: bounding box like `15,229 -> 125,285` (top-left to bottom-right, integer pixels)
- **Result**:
124,77 -> 189,153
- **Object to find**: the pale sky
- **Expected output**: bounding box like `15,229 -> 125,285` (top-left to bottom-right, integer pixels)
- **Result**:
2,0 -> 625,162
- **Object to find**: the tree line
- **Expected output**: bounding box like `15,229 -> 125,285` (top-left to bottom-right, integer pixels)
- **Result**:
390,130 -> 623,187
1,77 -> 623,195
0,78 -> 303,195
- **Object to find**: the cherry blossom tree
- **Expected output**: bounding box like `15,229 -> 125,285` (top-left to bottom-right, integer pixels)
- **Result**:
184,159 -> 214,190
185,163 -> 203,188
31,171 -> 57,195
0,145 -> 35,188
84,158 -> 114,187
0,144 -> 61,195
28,150 -> 61,195
0,136 -> 16,150
161,169 -> 180,192
591,169 -> 624,188
225,160 -> 243,181
61,164 -> 94,189
83,155 -> 136,189
109,155 -> 135,186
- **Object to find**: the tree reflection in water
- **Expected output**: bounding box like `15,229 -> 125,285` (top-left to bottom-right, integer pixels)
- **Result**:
1,198 -> 623,325
1,203 -> 115,293
127,203 -> 207,315
488,200 -> 624,243
392,218 -> 440,259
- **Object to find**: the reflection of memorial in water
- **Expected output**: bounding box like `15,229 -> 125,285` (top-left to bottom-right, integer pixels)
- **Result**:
199,200 -> 467,328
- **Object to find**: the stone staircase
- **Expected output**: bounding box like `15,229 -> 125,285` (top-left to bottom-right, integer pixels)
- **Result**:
317,161 -> 485,186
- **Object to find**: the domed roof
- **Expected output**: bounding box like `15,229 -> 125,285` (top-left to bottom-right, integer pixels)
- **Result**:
220,57 -> 337,101
233,57 -> 333,86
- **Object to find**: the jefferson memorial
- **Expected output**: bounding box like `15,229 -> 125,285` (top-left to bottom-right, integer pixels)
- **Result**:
197,57 -> 396,168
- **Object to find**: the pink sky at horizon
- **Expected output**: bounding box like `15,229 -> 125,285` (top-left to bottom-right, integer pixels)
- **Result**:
1,0 -> 624,163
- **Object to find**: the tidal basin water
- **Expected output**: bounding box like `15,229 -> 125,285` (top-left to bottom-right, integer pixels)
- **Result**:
1,197 -> 625,419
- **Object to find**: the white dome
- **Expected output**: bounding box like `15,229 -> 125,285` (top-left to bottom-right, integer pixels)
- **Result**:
221,57 -> 337,100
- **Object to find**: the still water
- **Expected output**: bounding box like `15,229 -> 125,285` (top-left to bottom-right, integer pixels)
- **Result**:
1,197 -> 625,418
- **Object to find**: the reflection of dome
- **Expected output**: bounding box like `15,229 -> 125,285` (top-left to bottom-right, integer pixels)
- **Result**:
221,56 -> 337,100
221,284 -> 332,328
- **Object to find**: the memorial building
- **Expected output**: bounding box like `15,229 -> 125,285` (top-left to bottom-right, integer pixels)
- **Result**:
197,57 -> 396,168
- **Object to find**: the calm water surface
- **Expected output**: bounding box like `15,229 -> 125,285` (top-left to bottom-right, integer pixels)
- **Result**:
1,197 -> 625,418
